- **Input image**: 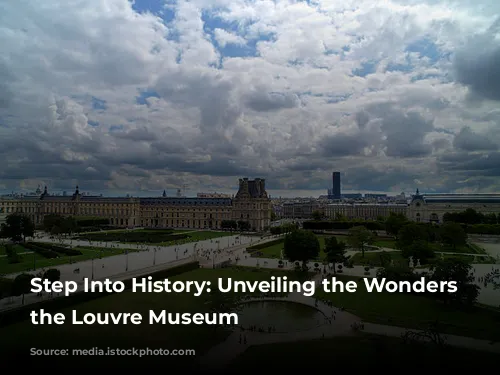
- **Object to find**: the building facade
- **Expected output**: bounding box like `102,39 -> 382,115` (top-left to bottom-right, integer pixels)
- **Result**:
408,190 -> 500,223
0,178 -> 271,231
282,201 -> 323,219
325,203 -> 408,221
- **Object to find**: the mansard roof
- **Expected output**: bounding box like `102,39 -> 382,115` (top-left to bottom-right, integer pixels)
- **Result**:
140,197 -> 232,206
414,193 -> 500,204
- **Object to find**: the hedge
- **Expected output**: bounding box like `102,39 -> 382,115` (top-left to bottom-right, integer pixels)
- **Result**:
22,243 -> 59,259
77,231 -> 189,243
74,217 -> 110,227
303,221 -> 384,231
29,242 -> 83,256
0,261 -> 200,327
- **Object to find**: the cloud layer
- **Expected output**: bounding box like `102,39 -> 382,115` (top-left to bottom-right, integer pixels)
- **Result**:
1,0 -> 500,196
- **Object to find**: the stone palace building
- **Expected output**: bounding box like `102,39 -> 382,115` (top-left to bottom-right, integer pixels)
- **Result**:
324,190 -> 500,223
0,178 -> 271,231
408,190 -> 500,223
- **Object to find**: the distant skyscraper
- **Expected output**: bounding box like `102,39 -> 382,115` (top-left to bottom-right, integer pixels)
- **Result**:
332,172 -> 341,200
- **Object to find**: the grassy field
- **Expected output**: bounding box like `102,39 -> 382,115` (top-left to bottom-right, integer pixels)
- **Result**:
229,334 -> 499,370
315,274 -> 500,340
250,234 -> 400,260
76,229 -> 234,245
0,244 -> 138,275
372,239 -> 398,248
250,236 -> 328,260
0,267 -> 295,367
157,230 -> 234,246
0,244 -> 29,256
350,251 -> 407,266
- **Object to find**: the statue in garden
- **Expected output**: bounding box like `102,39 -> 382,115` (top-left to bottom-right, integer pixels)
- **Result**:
408,256 -> 414,268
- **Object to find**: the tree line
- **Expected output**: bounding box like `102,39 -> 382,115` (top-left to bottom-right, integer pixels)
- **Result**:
0,213 -> 112,242
281,226 -> 479,308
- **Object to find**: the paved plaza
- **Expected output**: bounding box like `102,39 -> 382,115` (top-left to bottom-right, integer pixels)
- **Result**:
0,234 -> 278,311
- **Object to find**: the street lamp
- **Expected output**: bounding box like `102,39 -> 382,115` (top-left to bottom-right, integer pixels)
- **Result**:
125,250 -> 129,271
153,249 -> 156,266
91,257 -> 94,280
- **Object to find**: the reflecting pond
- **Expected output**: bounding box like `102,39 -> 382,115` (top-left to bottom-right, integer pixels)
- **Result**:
238,301 -> 325,333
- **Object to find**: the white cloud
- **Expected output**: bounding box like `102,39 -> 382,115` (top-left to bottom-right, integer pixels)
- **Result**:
0,0 -> 499,196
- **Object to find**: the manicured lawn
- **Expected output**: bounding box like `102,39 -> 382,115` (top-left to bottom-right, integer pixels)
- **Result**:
315,274 -> 500,340
0,244 -> 30,256
229,335 -> 499,370
0,245 -> 138,275
251,235 -> 330,260
76,229 -> 234,245
350,251 -> 406,266
250,235 -> 399,260
157,230 -> 234,246
372,239 -> 398,248
0,267 -> 294,367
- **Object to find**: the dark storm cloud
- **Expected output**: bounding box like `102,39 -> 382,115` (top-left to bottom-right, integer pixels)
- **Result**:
352,105 -> 435,158
343,166 -> 419,191
454,20 -> 500,101
355,110 -> 370,128
432,138 -> 451,151
379,110 -> 434,157
154,69 -> 241,130
319,133 -> 374,157
113,127 -> 157,142
437,151 -> 500,176
453,127 -> 498,151
244,91 -> 299,112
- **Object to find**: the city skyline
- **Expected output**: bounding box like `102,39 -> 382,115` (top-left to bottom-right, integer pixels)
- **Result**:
1,0 -> 500,196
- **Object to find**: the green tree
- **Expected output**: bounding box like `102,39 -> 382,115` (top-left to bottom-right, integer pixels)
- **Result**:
439,222 -> 467,249
44,268 -> 61,282
401,240 -> 435,264
397,223 -> 429,248
311,210 -> 323,221
430,259 -> 479,307
12,273 -> 34,305
378,251 -> 392,267
284,229 -> 320,270
346,226 -> 373,258
485,269 -> 499,290
385,213 -> 408,239
323,237 -> 347,274
270,210 -> 277,221
61,217 -> 78,235
205,289 -> 241,333
237,221 -> 251,231
43,268 -> 61,296
0,277 -> 13,300
2,214 -> 35,242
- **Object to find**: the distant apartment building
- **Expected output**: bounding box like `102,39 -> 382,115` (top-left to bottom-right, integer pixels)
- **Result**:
282,201 -> 323,219
342,193 -> 363,199
325,202 -> 408,220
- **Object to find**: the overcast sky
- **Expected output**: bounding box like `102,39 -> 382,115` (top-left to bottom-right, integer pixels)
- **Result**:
1,0 -> 499,198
